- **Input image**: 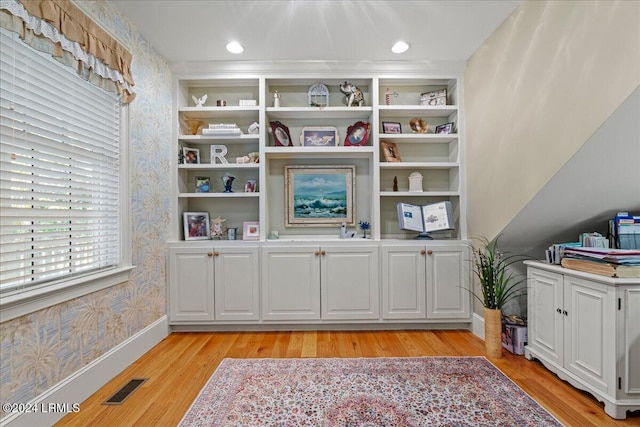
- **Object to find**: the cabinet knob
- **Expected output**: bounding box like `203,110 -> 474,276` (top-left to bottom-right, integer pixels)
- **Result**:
207,252 -> 213,257
556,308 -> 562,314
427,250 -> 433,255
563,310 -> 568,316
214,251 -> 220,257
314,251 -> 320,256
420,249 -> 426,255
321,250 -> 326,256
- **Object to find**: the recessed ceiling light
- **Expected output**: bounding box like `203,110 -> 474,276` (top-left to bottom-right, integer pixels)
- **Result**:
391,41 -> 410,54
226,41 -> 244,54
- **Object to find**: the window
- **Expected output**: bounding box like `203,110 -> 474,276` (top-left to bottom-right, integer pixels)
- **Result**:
0,27 -> 125,297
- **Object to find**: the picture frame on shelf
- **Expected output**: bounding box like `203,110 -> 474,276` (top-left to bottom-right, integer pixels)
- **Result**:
195,176 -> 210,193
183,212 -> 210,240
270,121 -> 293,146
382,121 -> 402,134
380,140 -> 402,162
243,221 -> 260,240
182,147 -> 200,164
300,126 -> 339,147
420,89 -> 447,106
344,121 -> 370,146
435,122 -> 454,134
285,165 -> 356,227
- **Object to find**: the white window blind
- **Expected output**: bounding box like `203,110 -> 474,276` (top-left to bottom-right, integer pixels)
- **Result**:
0,27 -> 121,294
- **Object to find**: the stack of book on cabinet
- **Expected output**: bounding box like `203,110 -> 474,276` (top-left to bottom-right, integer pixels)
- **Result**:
560,247 -> 640,278
202,123 -> 242,136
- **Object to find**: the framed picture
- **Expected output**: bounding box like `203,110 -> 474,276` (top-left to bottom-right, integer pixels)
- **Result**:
183,212 -> 210,240
285,165 -> 356,227
435,122 -> 454,134
344,121 -> 370,146
195,176 -> 210,193
270,121 -> 292,146
301,126 -> 339,147
420,88 -> 447,106
182,147 -> 200,164
382,121 -> 402,134
380,140 -> 401,162
243,221 -> 260,240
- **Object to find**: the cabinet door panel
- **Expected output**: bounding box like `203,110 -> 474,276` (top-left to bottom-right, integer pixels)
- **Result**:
565,277 -> 615,394
169,247 -> 215,322
381,246 -> 426,319
426,246 -> 470,320
214,246 -> 260,321
261,247 -> 320,320
527,268 -> 563,365
626,289 -> 640,395
321,246 -> 380,320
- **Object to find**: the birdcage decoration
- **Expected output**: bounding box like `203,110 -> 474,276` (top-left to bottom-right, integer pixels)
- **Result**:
308,83 -> 329,107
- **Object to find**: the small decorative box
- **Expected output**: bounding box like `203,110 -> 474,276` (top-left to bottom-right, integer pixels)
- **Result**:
239,99 -> 257,106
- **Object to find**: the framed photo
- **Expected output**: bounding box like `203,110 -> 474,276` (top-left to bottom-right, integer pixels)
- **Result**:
301,126 -> 339,147
382,121 -> 402,134
344,121 -> 370,146
285,165 -> 356,227
380,140 -> 401,162
435,122 -> 454,134
195,176 -> 210,193
183,212 -> 210,240
270,121 -> 292,146
420,89 -> 447,106
182,147 -> 200,164
243,221 -> 260,240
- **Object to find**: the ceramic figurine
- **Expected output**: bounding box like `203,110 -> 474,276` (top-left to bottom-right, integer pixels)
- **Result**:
192,94 -> 207,107
340,81 -> 364,107
273,90 -> 281,108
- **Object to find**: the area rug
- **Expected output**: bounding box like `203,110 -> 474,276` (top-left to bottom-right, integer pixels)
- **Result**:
179,357 -> 562,426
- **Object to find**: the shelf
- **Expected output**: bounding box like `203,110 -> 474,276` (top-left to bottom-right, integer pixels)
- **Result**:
265,146 -> 374,159
378,134 -> 458,144
266,106 -> 372,120
178,164 -> 259,170
379,162 -> 458,170
378,105 -> 457,118
179,106 -> 259,119
178,134 -> 259,143
178,192 -> 260,198
380,191 -> 460,197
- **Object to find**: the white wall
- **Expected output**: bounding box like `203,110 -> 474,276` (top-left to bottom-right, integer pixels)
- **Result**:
464,0 -> 640,242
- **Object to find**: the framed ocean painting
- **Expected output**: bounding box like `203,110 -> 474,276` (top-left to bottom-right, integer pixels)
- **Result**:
284,165 -> 356,227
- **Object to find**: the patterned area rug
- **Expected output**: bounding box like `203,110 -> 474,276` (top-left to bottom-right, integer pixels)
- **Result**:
179,357 -> 562,426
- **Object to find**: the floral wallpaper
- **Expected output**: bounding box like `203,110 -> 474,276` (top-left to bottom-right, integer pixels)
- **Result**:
0,0 -> 172,411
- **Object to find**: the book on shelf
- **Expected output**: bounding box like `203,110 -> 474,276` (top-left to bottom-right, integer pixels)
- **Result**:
560,258 -> 640,278
396,201 -> 454,239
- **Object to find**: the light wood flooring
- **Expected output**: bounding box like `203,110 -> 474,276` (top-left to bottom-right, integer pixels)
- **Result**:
56,330 -> 640,426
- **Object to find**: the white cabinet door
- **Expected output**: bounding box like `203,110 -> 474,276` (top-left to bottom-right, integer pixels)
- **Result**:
214,246 -> 260,321
169,246 -> 215,322
261,246 -> 321,320
425,245 -> 471,320
321,245 -> 380,320
381,246 -> 426,319
564,276 -> 615,394
527,268 -> 563,366
625,289 -> 640,397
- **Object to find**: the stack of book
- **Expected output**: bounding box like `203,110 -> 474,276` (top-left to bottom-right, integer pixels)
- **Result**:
560,247 -> 640,278
202,123 -> 242,136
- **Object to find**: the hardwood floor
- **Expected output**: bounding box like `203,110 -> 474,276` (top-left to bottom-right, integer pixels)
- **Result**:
56,330 -> 640,426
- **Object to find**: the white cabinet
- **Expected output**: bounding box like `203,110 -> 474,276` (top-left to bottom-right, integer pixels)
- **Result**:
525,261 -> 640,419
169,244 -> 260,323
381,243 -> 470,321
261,244 -> 379,321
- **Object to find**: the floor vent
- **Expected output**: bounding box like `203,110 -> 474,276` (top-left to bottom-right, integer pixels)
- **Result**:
102,378 -> 148,405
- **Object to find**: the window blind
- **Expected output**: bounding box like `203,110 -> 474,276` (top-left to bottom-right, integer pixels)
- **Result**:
0,27 -> 121,293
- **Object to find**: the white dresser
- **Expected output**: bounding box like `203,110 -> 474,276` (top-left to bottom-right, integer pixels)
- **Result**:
524,261 -> 640,419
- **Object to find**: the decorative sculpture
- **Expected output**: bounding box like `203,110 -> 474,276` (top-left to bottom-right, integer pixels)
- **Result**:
340,81 -> 364,107
192,94 -> 207,107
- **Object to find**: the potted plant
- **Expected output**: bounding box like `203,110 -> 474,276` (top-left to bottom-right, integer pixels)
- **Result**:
469,236 -> 528,358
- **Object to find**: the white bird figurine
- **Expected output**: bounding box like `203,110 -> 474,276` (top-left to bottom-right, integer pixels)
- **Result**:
192,94 -> 207,107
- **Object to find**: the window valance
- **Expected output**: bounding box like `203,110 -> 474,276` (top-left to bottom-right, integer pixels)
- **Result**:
0,0 -> 135,103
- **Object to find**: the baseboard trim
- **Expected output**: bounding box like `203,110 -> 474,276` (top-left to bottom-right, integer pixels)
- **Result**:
472,311 -> 485,340
0,316 -> 169,427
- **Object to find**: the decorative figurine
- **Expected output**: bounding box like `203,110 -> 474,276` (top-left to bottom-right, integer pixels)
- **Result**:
409,117 -> 428,133
222,172 -> 236,193
359,220 -> 371,239
393,176 -> 398,192
248,121 -> 260,134
192,94 -> 207,107
273,90 -> 281,108
340,81 -> 364,107
210,216 -> 226,239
